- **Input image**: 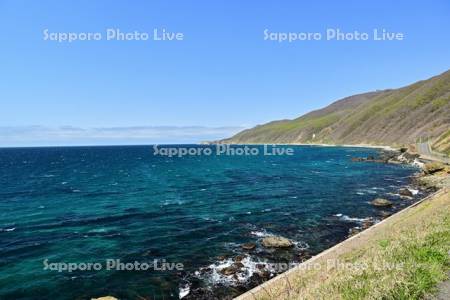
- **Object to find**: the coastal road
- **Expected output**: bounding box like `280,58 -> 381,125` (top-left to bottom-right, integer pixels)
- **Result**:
416,142 -> 450,164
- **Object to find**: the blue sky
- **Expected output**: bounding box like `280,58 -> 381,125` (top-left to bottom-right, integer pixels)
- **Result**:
0,0 -> 449,145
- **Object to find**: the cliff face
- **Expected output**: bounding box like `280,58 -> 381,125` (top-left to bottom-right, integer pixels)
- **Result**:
220,70 -> 450,148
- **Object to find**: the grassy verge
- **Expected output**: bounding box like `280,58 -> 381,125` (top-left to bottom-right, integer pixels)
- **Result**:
238,189 -> 450,300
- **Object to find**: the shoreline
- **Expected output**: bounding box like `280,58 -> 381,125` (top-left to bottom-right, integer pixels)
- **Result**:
234,189 -> 446,299
179,148 -> 435,299
233,163 -> 450,300
212,142 -> 398,151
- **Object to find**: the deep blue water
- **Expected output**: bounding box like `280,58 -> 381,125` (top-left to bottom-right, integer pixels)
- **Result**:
0,145 -> 420,299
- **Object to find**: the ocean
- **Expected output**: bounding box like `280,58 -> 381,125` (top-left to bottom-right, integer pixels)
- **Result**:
0,145 -> 421,299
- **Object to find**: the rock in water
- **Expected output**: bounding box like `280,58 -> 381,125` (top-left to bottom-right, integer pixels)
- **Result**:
233,255 -> 245,262
399,188 -> 413,197
220,266 -> 238,276
371,198 -> 393,207
261,236 -> 293,248
378,210 -> 392,218
91,297 -> 118,300
241,243 -> 256,250
423,162 -> 445,174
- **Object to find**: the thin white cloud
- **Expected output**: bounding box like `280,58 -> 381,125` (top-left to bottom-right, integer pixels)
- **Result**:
0,125 -> 244,147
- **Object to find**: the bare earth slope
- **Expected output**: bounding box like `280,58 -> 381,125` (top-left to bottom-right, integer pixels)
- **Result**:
220,70 -> 450,148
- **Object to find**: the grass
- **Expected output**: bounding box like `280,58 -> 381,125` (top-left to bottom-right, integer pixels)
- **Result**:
432,129 -> 450,157
239,189 -> 450,300
226,71 -> 450,146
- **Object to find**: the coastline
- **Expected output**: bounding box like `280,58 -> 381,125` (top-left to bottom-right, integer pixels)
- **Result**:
177,145 -> 440,299
212,142 -> 397,151
293,143 -> 397,151
233,156 -> 450,300
235,186 -> 450,299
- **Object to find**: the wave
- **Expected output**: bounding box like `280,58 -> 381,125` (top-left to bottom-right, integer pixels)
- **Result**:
179,283 -> 190,299
194,256 -> 263,286
334,213 -> 370,223
250,230 -> 272,237
0,227 -> 16,232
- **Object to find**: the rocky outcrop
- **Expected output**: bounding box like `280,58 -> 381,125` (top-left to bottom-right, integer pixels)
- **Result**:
423,162 -> 446,174
261,236 -> 293,248
415,174 -> 450,190
351,149 -> 420,165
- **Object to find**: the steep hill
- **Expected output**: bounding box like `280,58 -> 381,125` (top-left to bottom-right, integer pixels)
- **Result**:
219,70 -> 450,149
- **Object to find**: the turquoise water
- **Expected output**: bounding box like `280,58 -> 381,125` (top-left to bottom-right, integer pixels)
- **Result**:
0,145 -> 420,299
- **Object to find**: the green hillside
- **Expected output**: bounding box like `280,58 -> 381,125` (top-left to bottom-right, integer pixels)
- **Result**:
220,70 -> 450,148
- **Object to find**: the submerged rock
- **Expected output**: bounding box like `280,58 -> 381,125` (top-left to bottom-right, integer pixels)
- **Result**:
261,236 -> 293,248
348,227 -> 362,237
351,157 -> 365,162
371,198 -> 393,207
361,219 -> 374,229
241,243 -> 256,251
378,210 -> 393,218
298,250 -> 313,262
91,297 -> 118,300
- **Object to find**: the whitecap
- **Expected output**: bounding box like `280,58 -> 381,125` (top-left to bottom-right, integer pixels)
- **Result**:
1,227 -> 16,232
334,214 -> 369,223
88,228 -> 107,233
292,240 -> 309,250
386,192 -> 401,197
196,256 -> 259,286
194,254 -> 305,287
250,230 -> 272,237
412,159 -> 424,168
179,284 -> 190,299
408,188 -> 419,195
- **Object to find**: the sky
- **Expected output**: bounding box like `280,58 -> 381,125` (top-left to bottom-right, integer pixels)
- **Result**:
0,0 -> 449,146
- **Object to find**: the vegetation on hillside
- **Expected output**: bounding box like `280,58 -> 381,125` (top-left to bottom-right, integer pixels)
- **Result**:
221,70 -> 450,148
433,129 -> 450,156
